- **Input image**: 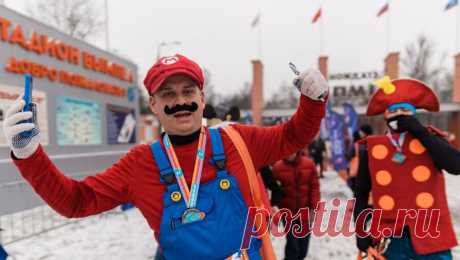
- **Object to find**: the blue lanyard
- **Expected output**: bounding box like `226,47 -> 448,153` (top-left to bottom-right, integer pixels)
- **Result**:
163,127 -> 207,209
386,132 -> 406,152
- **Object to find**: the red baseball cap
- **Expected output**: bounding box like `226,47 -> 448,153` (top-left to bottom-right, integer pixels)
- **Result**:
143,54 -> 205,95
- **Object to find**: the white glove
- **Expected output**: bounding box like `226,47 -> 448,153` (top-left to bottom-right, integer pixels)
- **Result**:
293,68 -> 329,101
2,97 -> 40,159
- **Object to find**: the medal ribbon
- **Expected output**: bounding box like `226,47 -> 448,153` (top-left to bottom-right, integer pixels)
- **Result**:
386,132 -> 406,153
163,126 -> 207,208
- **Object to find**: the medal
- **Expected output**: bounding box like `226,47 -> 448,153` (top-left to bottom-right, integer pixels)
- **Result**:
181,208 -> 206,224
392,152 -> 406,164
386,132 -> 406,164
163,126 -> 207,224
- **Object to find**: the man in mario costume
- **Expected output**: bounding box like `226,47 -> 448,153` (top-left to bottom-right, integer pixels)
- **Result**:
2,54 -> 329,259
354,76 -> 460,260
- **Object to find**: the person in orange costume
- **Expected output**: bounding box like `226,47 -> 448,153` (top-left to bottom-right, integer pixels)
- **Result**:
353,77 -> 460,260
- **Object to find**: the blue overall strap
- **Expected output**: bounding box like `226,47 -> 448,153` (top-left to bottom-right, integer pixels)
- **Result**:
0,243 -> 7,260
209,128 -> 226,171
150,141 -> 175,184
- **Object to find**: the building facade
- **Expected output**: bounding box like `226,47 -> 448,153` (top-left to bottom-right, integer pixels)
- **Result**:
0,6 -> 139,215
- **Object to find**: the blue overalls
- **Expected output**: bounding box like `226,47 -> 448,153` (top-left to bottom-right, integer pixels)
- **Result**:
150,128 -> 262,260
0,243 -> 7,260
383,229 -> 453,260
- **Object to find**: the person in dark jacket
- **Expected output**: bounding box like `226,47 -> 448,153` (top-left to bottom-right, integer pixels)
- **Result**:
203,104 -> 222,127
308,137 -> 326,178
259,166 -> 284,206
347,124 -> 374,193
224,106 -> 241,122
272,152 -> 320,260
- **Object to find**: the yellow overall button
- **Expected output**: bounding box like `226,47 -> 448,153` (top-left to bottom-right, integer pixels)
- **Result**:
220,179 -> 231,190
171,191 -> 182,202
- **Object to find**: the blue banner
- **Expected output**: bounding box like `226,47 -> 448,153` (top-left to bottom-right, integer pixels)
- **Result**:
319,119 -> 329,140
325,108 -> 349,171
343,102 -> 359,141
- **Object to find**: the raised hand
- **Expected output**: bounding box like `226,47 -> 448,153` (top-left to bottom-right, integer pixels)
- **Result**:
3,96 -> 40,159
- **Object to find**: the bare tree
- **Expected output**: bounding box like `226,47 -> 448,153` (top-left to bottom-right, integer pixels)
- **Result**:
433,70 -> 453,103
401,34 -> 443,84
265,81 -> 299,109
138,88 -> 151,115
216,82 -> 252,111
401,34 -> 453,102
203,68 -> 219,106
27,0 -> 104,40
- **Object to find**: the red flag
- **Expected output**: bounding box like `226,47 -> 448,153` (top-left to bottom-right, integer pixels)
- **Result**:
312,8 -> 322,24
377,3 -> 389,17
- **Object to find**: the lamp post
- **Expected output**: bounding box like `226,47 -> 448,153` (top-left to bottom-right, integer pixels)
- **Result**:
105,0 -> 110,50
156,41 -> 182,60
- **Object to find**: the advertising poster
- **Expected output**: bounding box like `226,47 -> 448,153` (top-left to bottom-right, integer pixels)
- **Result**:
56,96 -> 101,145
0,84 -> 49,146
106,104 -> 136,144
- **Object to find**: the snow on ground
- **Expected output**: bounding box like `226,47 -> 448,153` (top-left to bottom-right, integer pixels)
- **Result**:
4,171 -> 460,259
4,211 -> 156,260
271,170 -> 356,260
445,173 -> 460,259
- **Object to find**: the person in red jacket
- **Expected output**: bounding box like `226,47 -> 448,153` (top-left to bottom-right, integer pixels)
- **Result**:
2,54 -> 328,259
272,151 -> 320,260
354,76 -> 460,260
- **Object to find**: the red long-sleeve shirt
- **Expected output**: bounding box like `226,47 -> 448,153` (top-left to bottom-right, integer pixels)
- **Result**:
13,96 -> 325,236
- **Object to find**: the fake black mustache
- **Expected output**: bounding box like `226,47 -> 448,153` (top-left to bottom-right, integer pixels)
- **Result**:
164,102 -> 198,115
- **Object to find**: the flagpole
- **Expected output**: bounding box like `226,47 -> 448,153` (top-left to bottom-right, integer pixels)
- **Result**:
105,0 -> 110,50
320,5 -> 324,56
386,1 -> 391,53
456,2 -> 459,52
258,10 -> 262,59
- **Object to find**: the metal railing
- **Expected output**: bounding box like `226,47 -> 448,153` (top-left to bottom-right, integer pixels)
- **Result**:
0,173 -> 128,246
0,203 -> 128,247
0,204 -> 81,245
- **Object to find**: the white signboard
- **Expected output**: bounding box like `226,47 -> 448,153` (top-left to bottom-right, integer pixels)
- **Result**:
328,71 -> 381,106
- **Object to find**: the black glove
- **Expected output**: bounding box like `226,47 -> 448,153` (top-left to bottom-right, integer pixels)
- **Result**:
357,236 -> 373,252
395,115 -> 427,137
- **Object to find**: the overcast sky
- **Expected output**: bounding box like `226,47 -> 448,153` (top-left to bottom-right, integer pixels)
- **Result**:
3,0 -> 459,98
